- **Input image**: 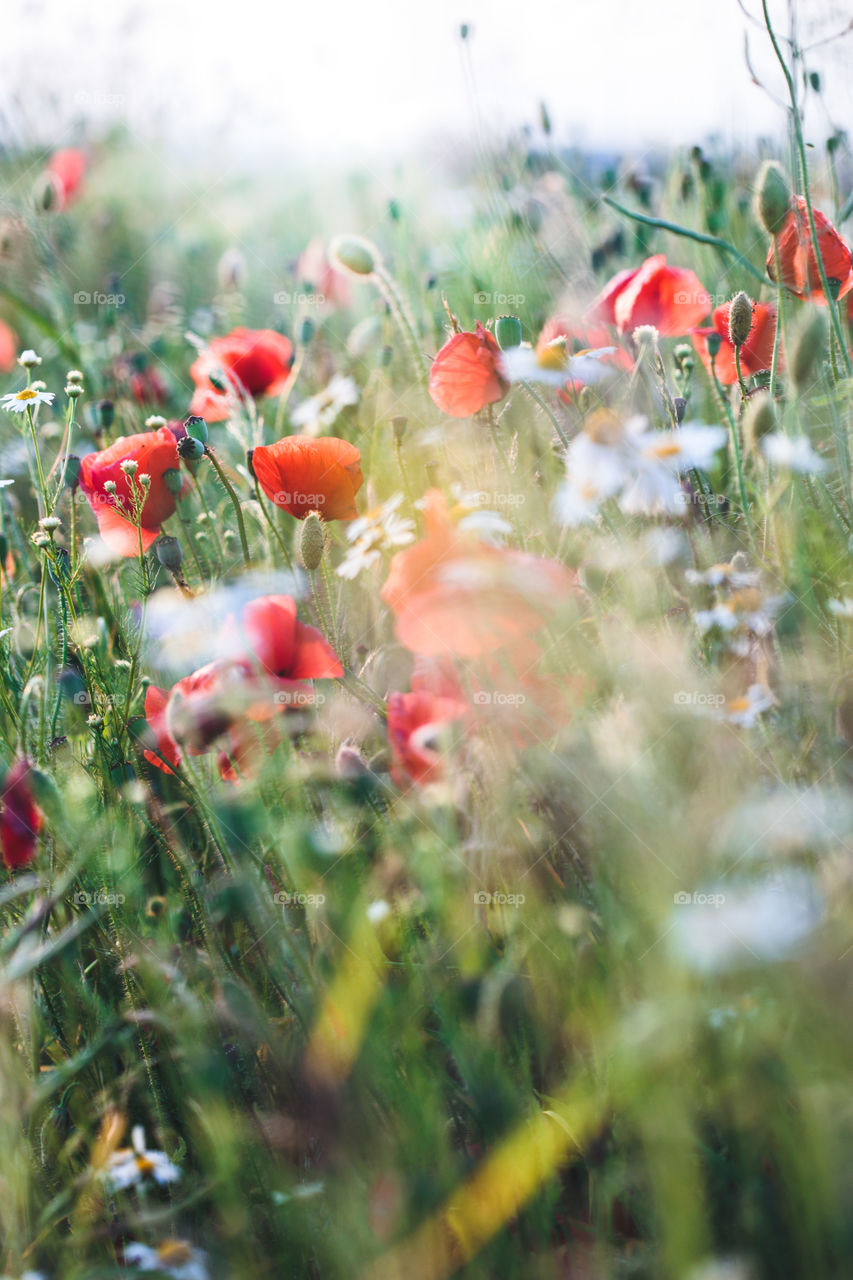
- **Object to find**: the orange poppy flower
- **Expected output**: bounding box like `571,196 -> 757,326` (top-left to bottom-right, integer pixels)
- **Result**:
78,426 -> 182,556
766,196 -> 853,304
428,323 -> 509,417
381,490 -> 578,659
590,254 -> 711,336
189,328 -> 294,421
387,688 -> 469,787
692,300 -> 778,385
0,320 -> 17,374
251,435 -> 363,520
46,148 -> 87,208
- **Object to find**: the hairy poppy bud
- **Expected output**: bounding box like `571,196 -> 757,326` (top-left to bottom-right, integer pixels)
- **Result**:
184,414 -> 208,444
495,315 -> 523,350
63,454 -> 81,491
298,511 -> 326,571
705,331 -> 723,360
97,399 -> 114,431
329,234 -> 380,277
728,292 -> 754,347
755,161 -> 791,236
162,467 -> 183,496
791,311 -> 828,391
744,392 -> 777,454
155,535 -> 183,572
178,435 -> 206,462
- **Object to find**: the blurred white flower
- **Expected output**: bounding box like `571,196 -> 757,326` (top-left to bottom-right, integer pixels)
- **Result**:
693,586 -> 786,656
760,432 -> 826,474
828,597 -> 853,618
104,1125 -> 181,1191
686,561 -> 759,590
336,494 -> 415,579
717,683 -> 776,727
500,339 -> 619,387
290,374 -> 358,435
125,1241 -> 208,1280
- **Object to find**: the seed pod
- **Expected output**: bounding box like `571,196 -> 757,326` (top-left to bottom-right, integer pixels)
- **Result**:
495,315 -> 522,350
791,311 -> 828,391
178,435 -> 206,462
298,511 -> 326,571
755,161 -> 791,236
63,454 -> 81,491
155,535 -> 183,572
184,414 -> 208,444
728,292 -> 754,347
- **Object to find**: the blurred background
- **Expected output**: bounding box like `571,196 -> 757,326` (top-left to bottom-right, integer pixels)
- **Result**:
1,0 -> 852,171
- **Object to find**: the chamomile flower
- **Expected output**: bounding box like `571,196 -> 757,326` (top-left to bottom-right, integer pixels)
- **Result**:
693,586 -> 786,656
717,683 -> 776,727
500,339 -> 618,387
1,387 -> 55,415
685,561 -> 759,590
336,494 -> 415,579
290,374 -> 359,436
124,1241 -> 208,1280
760,432 -> 826,474
103,1125 -> 181,1191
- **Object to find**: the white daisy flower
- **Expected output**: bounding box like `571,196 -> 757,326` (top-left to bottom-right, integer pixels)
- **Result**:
717,683 -> 776,727
124,1241 -> 208,1280
760,432 -> 826,474
685,562 -> 759,590
103,1125 -> 181,1191
290,374 -> 359,436
693,586 -> 786,655
336,495 -> 415,579
1,387 -> 55,415
500,339 -> 619,387
457,509 -> 513,542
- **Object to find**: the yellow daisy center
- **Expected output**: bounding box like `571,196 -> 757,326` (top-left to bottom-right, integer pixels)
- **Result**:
15,388 -> 38,401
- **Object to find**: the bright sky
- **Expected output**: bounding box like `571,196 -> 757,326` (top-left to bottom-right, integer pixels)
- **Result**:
3,0 -> 852,166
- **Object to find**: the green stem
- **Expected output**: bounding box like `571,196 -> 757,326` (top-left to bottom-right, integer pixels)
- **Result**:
519,380 -> 571,449
603,195 -> 769,285
205,447 -> 251,568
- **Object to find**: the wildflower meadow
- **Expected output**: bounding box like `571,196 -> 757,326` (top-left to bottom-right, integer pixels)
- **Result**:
1,3 -> 853,1277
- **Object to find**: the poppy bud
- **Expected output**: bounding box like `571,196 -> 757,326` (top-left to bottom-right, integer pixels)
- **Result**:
744,392 -> 777,453
728,292 -> 754,348
673,396 -> 687,423
245,449 -> 256,479
162,467 -> 183,496
329,234 -> 380,278
208,370 -> 228,393
755,161 -> 791,236
791,311 -> 828,391
299,316 -> 316,345
155,535 -> 183,572
63,455 -> 81,491
391,416 -> 408,444
495,315 -> 523,350
705,331 -> 723,360
97,399 -> 114,430
184,414 -> 208,444
178,435 -> 206,462
298,511 -> 326,571
0,533 -> 7,563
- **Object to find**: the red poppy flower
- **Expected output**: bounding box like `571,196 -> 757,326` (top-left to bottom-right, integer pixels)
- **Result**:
46,148 -> 87,208
590,254 -> 711,336
0,320 -> 17,374
692,300 -> 778,385
428,323 -> 509,418
78,426 -> 182,556
381,490 -> 579,659
766,196 -> 853,304
189,328 -> 293,421
144,595 -> 342,779
251,435 -> 363,520
387,688 -> 468,787
1,759 -> 42,869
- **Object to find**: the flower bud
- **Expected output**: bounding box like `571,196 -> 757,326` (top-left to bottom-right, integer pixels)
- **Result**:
178,435 -> 206,462
145,414 -> 166,429
120,459 -> 138,477
162,467 -> 183,496
673,396 -> 687,423
97,399 -> 114,429
18,350 -> 41,369
755,161 -> 791,236
184,414 -> 208,444
66,369 -> 84,386
298,316 -> 316,345
65,383 -> 83,399
705,331 -> 723,360
791,311 -> 828,391
155,535 -> 183,572
329,234 -> 380,277
744,392 -> 777,454
391,416 -> 408,444
728,292 -> 754,348
63,455 -> 81,491
298,511 -> 326,571
495,315 -> 523,350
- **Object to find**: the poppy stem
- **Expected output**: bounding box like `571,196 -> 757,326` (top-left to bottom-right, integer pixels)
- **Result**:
253,476 -> 294,573
769,242 -> 785,402
711,357 -> 754,549
205,446 -> 251,568
519,380 -> 571,449
602,196 -> 769,286
733,347 -> 750,402
373,265 -> 429,384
